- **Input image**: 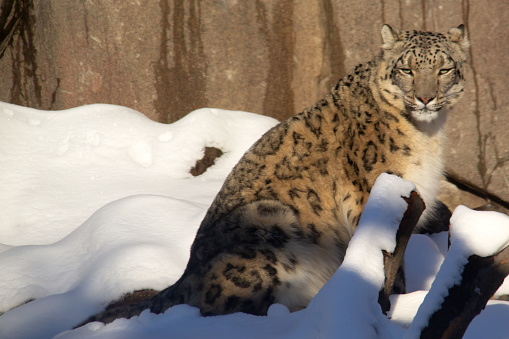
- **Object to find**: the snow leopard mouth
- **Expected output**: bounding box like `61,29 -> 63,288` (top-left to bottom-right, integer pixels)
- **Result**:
409,108 -> 440,123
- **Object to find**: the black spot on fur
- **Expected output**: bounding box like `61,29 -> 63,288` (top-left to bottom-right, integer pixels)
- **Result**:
260,249 -> 277,264
290,224 -> 305,239
274,156 -> 303,180
386,112 -> 399,122
313,158 -> 329,176
306,188 -> 323,215
288,187 -> 304,201
224,263 -> 246,274
304,114 -> 323,137
224,295 -> 240,312
267,226 -> 289,248
239,247 -> 257,259
362,141 -> 378,172
282,254 -> 298,271
257,203 -> 280,216
403,145 -> 411,156
263,287 -> 275,304
330,181 -> 338,199
205,284 -> 223,305
231,276 -> 251,288
292,131 -> 304,145
263,264 -> 278,277
386,170 -> 403,177
252,128 -> 285,156
389,137 -> 400,153
346,154 -> 360,174
307,223 -> 322,244
356,196 -> 365,205
254,186 -> 278,200
315,139 -> 329,152
352,214 -> 361,227
249,270 -> 263,292
253,282 -> 263,293
223,264 -> 252,289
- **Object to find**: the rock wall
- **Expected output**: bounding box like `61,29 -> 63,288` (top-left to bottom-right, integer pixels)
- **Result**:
0,0 -> 508,206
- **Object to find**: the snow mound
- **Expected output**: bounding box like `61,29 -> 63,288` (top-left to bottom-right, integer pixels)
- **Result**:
450,205 -> 509,257
0,103 -> 278,245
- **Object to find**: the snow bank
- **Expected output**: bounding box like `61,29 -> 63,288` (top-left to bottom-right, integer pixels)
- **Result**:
0,195 -> 204,311
0,103 -> 278,245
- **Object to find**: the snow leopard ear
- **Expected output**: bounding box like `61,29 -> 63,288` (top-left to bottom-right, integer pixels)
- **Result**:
447,24 -> 470,51
381,24 -> 400,50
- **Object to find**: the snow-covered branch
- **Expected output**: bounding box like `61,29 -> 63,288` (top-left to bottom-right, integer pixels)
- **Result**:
379,190 -> 425,314
421,245 -> 509,339
407,206 -> 509,339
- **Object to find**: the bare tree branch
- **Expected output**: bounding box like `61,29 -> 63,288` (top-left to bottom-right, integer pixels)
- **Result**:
378,190 -> 425,314
419,244 -> 509,339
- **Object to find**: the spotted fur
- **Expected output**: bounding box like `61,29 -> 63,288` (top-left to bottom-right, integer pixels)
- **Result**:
78,25 -> 469,326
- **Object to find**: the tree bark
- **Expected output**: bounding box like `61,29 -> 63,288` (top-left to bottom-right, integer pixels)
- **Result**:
419,244 -> 509,339
378,190 -> 425,314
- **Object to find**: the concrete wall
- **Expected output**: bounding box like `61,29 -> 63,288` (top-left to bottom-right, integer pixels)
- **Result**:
0,0 -> 508,206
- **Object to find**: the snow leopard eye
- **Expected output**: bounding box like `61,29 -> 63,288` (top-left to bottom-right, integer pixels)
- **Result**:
398,68 -> 413,75
439,68 -> 454,75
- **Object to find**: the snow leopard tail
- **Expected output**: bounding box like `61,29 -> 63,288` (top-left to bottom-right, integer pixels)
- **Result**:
74,280 -> 187,328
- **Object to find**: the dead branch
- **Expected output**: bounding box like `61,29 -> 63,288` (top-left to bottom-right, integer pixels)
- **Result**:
378,190 -> 425,314
419,243 -> 509,339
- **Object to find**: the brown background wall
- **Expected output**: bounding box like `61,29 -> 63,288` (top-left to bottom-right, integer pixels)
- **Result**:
0,0 -> 508,207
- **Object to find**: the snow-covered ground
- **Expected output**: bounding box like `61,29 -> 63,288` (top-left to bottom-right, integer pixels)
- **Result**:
1,102 -> 509,338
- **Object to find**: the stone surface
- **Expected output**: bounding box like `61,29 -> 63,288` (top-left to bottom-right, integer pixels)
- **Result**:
438,180 -> 486,212
0,0 -> 508,204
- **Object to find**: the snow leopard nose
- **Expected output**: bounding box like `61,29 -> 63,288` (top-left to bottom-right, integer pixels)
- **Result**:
418,96 -> 434,105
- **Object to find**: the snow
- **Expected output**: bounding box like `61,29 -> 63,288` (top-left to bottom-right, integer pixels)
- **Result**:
0,103 -> 275,246
1,101 -> 509,338
450,205 -> 509,257
404,233 -> 446,292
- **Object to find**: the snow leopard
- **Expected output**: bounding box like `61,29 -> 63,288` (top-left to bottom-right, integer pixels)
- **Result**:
78,24 -> 469,326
